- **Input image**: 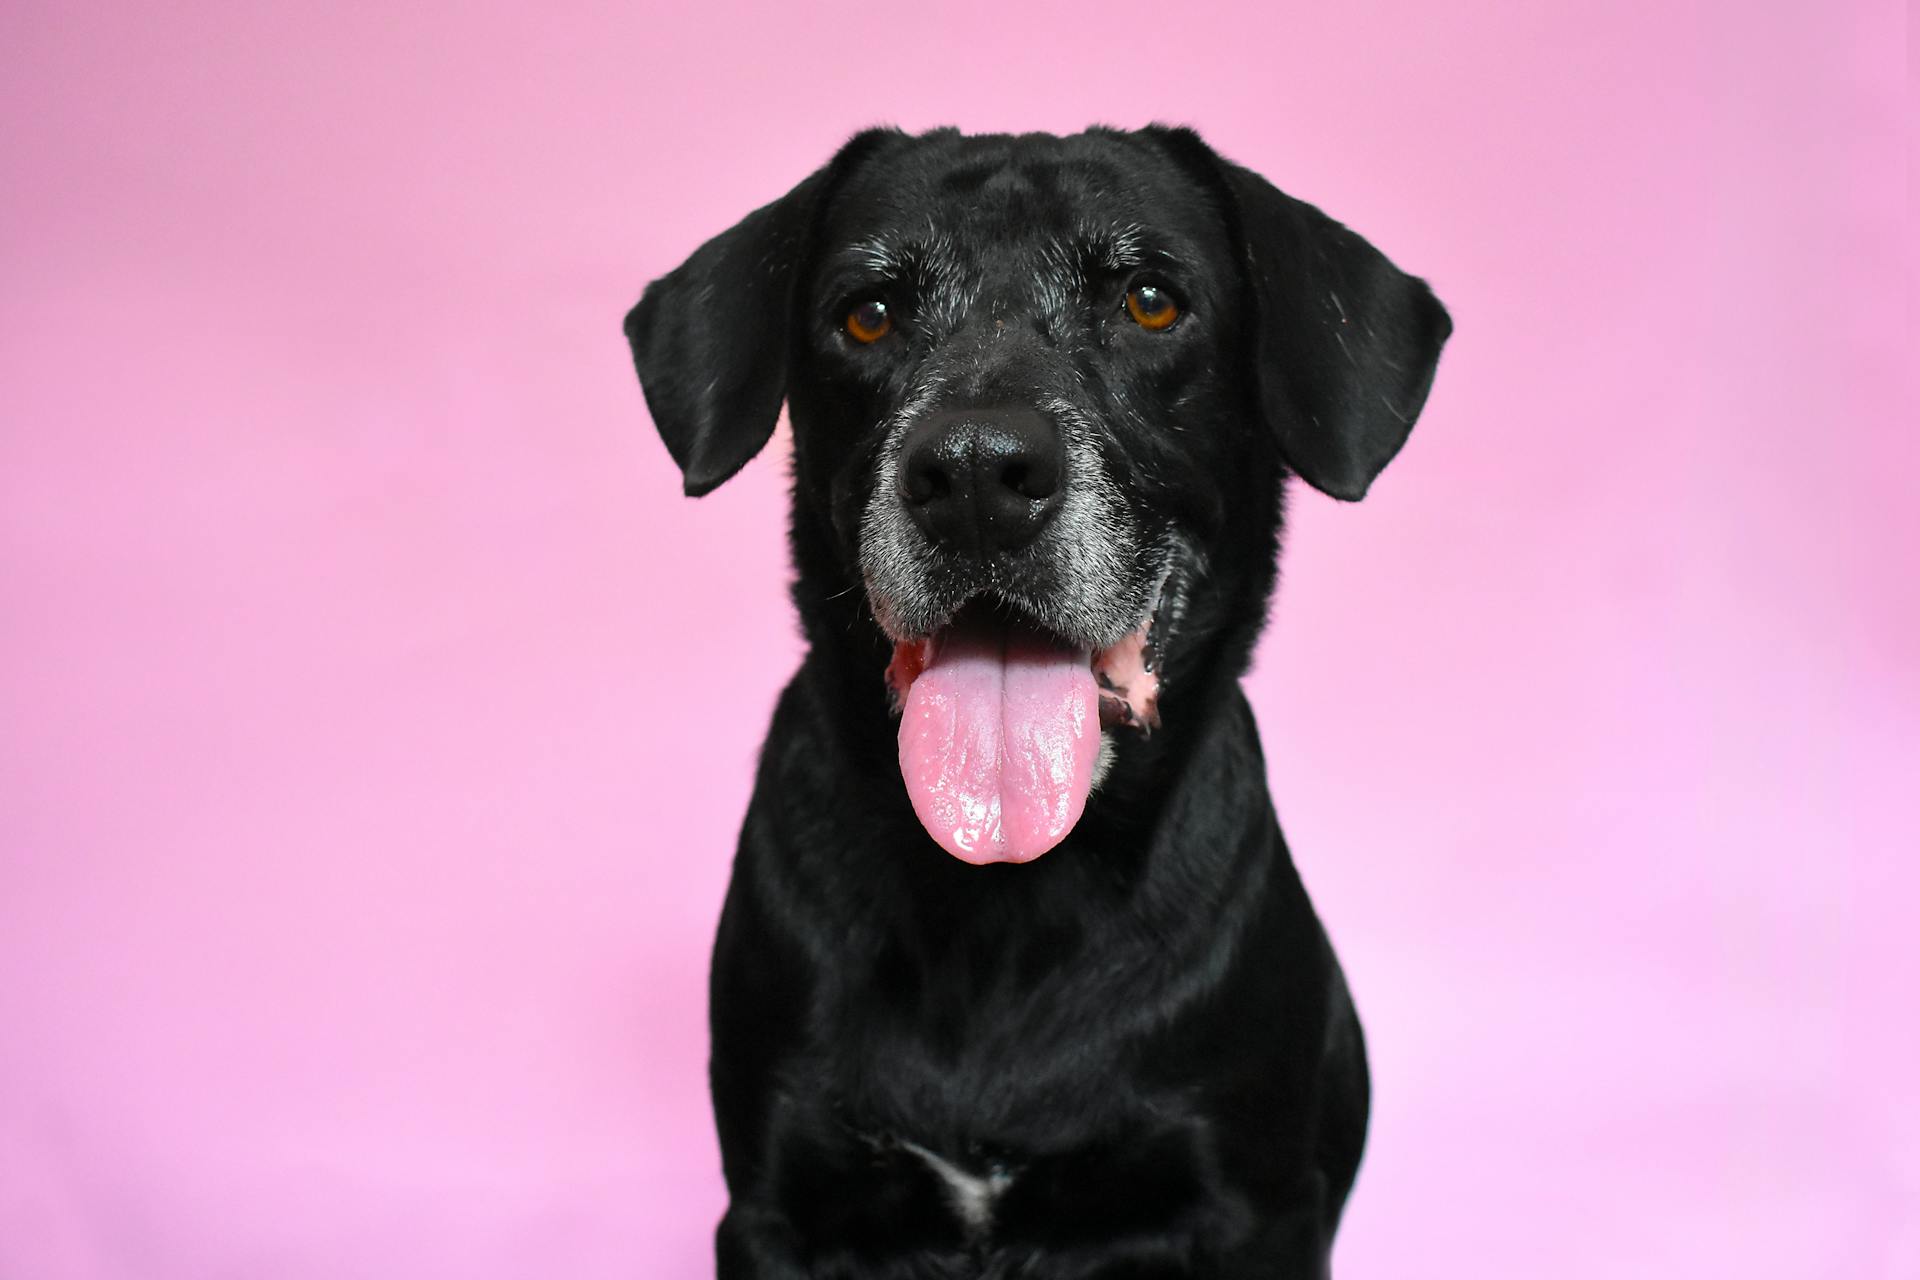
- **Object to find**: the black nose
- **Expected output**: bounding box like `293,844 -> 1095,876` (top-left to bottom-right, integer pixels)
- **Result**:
898,407 -> 1065,557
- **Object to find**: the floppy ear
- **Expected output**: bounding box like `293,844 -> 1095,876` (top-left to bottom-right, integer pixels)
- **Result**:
622,170 -> 827,497
1166,132 -> 1452,501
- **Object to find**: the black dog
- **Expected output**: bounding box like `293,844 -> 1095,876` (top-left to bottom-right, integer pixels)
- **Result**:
625,125 -> 1448,1278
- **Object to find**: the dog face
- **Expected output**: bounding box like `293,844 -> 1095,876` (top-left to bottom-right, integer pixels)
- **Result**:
627,127 -> 1448,863
814,131 -> 1244,660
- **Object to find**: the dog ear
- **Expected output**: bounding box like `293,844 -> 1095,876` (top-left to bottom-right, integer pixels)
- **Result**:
622,168 -> 826,497
1157,130 -> 1451,501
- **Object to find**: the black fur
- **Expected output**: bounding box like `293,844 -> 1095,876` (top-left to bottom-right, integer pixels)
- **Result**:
625,126 -> 1449,1278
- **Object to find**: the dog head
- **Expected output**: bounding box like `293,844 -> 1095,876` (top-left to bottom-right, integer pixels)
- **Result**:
626,127 -> 1449,864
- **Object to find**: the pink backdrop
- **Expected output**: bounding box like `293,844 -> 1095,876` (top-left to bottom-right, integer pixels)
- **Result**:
2,2 -> 1912,1275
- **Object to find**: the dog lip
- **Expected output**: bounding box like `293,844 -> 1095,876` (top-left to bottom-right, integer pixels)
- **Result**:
882,572 -> 1176,732
870,574 -> 1158,652
882,597 -> 1087,712
1091,571 -> 1173,733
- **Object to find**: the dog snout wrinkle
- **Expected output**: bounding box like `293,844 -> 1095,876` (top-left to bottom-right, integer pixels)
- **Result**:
898,407 -> 1064,558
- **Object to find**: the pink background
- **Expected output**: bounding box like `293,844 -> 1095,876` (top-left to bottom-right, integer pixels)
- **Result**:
2,2 -> 1912,1275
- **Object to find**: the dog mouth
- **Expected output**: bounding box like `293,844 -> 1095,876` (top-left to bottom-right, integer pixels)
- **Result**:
880,571 -> 1175,866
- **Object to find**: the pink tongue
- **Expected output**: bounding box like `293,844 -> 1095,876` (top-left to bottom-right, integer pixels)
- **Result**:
898,618 -> 1100,864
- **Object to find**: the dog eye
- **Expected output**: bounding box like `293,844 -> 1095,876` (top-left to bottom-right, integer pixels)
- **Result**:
1124,284 -> 1181,332
845,300 -> 893,344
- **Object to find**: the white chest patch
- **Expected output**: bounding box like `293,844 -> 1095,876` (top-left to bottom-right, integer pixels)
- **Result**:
898,1139 -> 1016,1233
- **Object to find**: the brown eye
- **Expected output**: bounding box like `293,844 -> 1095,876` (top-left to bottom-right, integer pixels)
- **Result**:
1124,284 -> 1180,331
845,300 -> 892,344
